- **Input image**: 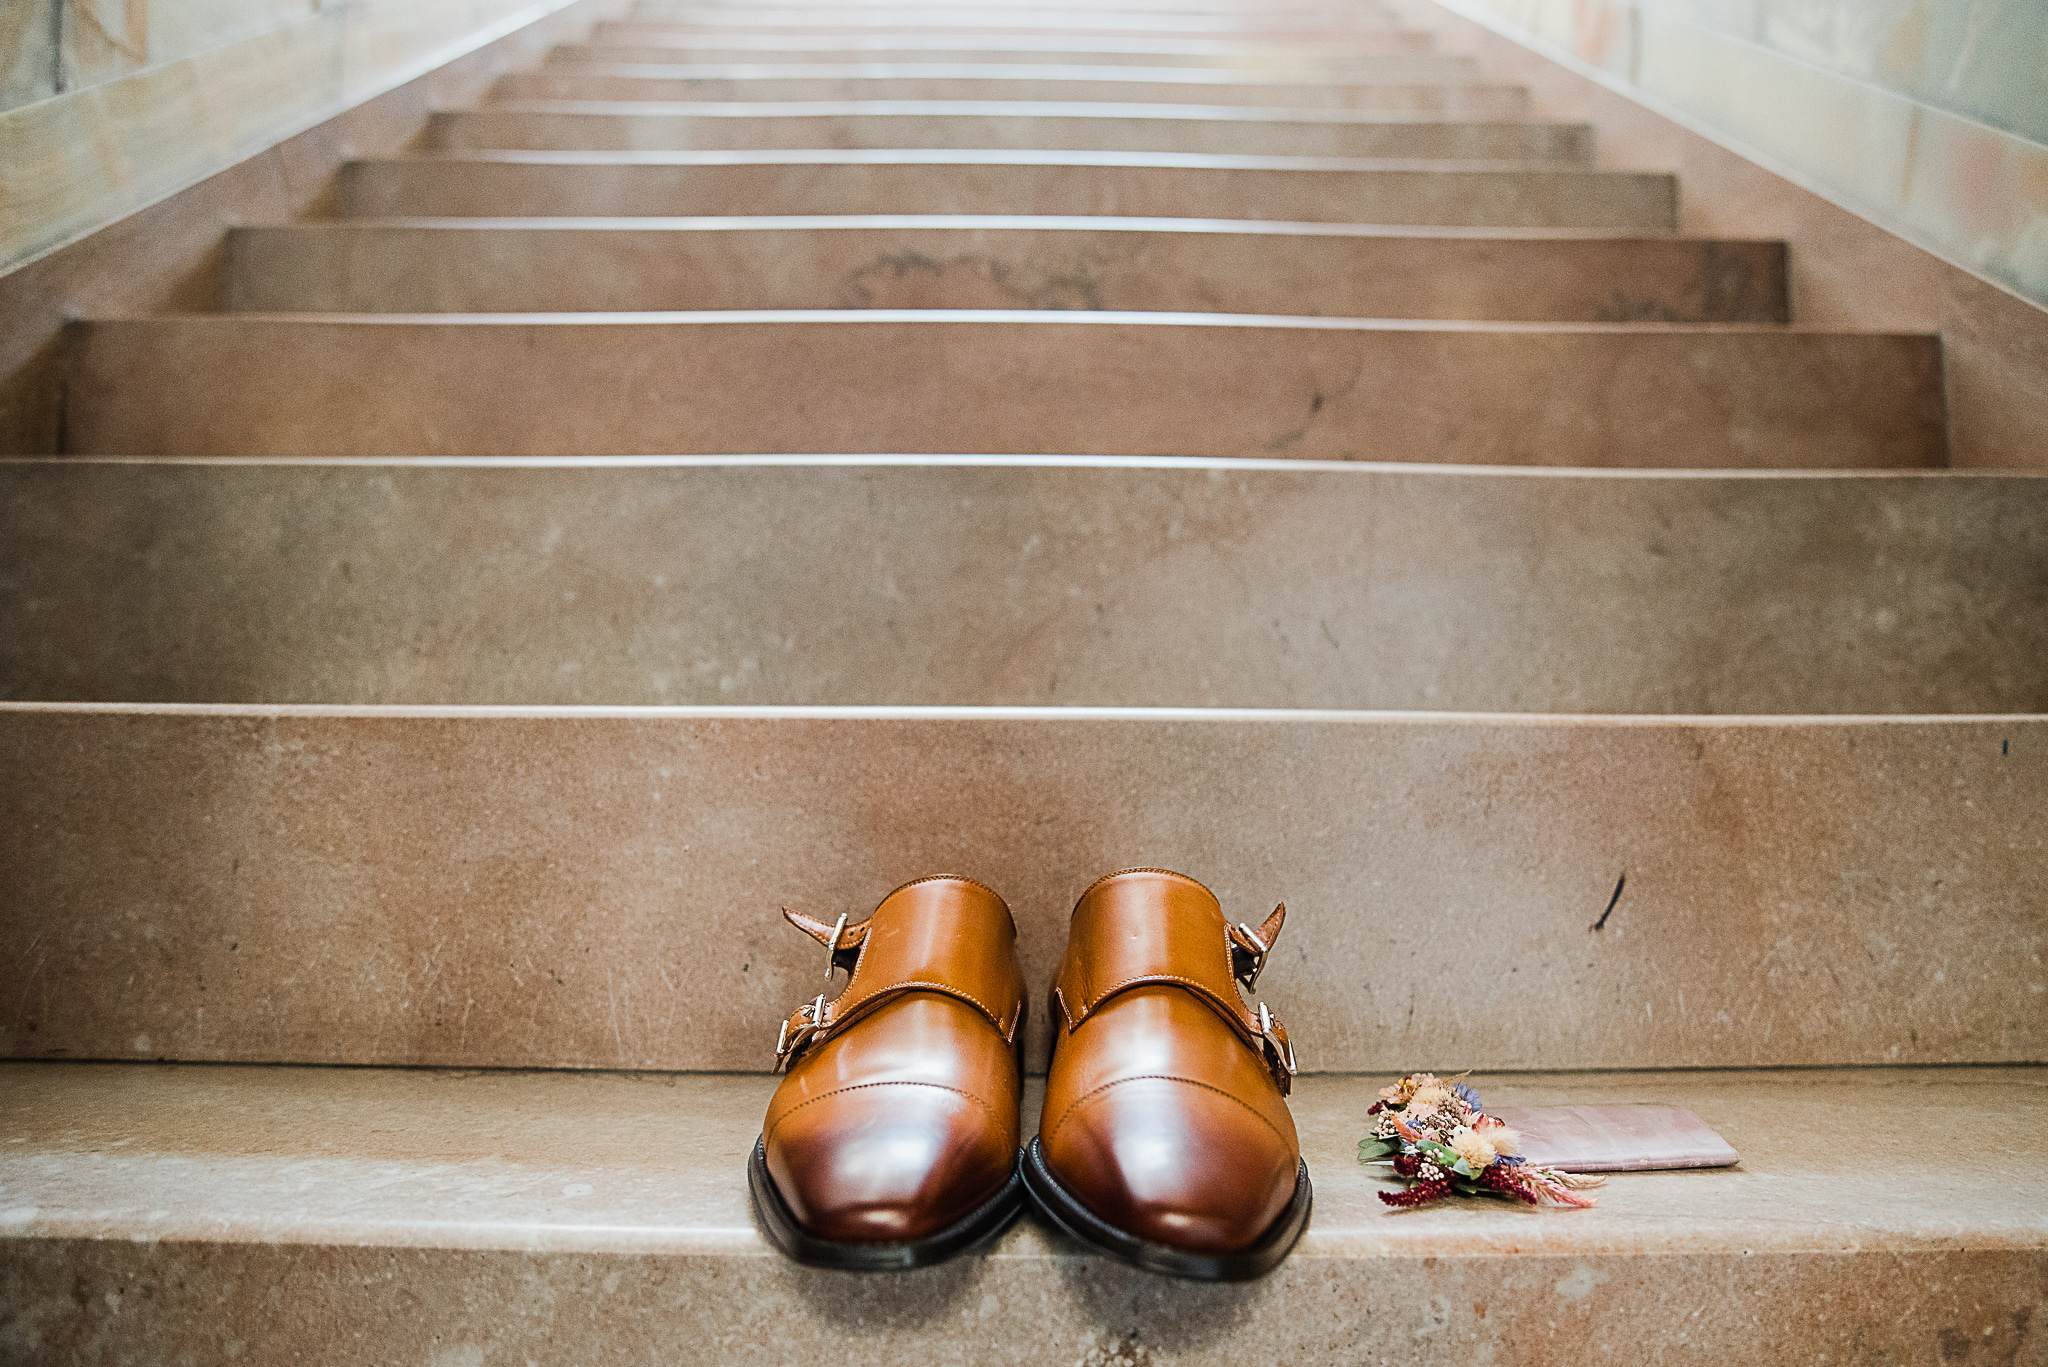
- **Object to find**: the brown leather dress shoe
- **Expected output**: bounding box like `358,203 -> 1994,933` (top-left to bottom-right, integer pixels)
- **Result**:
749,875 -> 1027,1269
1024,868 -> 1309,1281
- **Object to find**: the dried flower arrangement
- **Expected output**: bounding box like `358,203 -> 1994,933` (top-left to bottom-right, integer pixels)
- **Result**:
1360,1073 -> 1606,1208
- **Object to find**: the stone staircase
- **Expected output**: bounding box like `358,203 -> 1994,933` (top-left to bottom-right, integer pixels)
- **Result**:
2,0 -> 2044,1361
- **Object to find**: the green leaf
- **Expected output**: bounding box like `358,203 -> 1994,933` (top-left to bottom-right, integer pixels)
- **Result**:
1357,1138 -> 1397,1161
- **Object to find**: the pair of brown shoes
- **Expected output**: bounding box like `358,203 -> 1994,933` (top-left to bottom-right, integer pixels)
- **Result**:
747,868 -> 1308,1281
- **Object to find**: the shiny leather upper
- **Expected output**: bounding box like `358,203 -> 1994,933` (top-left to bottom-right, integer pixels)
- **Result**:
1040,869 -> 1301,1254
762,876 -> 1024,1244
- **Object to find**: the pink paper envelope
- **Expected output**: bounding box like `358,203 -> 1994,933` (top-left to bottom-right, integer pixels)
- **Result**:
1488,1104 -> 1740,1171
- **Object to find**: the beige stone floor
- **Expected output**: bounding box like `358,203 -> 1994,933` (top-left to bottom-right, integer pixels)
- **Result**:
4,1063 -> 2042,1259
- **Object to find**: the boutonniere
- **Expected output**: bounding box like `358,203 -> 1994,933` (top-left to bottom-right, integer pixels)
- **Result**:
1360,1073 -> 1606,1208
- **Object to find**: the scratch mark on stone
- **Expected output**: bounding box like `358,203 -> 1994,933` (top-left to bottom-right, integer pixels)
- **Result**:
606,965 -> 627,1065
1261,351 -> 1366,453
1591,873 -> 1626,932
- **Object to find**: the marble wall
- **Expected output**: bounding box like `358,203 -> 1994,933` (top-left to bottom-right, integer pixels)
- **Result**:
2,1 -> 317,112
1435,0 -> 2048,307
0,0 -> 587,275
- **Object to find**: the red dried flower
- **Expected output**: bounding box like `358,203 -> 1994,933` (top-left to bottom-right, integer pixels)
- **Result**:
1379,1176 -> 1453,1207
1480,1163 -> 1540,1205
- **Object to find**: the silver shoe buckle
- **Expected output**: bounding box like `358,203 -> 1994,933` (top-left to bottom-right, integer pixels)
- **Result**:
1234,921 -> 1270,993
823,913 -> 849,976
1258,1002 -> 1296,1077
773,993 -> 829,1071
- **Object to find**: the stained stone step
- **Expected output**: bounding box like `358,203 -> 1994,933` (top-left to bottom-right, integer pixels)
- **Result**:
334,154 -> 1664,228
606,21 -> 1423,43
618,9 -> 1407,35
630,0 -> 1404,12
533,59 -> 1477,88
223,220 -> 1782,320
62,313 -> 1939,465
6,460 -> 2039,712
427,103 -> 1596,161
553,44 -> 1478,79
587,25 -> 1436,56
3,1064 -> 2042,1365
491,66 -> 1531,111
629,0 -> 1406,14
2,705 -> 2040,1069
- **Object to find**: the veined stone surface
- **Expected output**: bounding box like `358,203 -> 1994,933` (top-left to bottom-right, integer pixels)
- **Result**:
490,67 -> 1533,109
1,1065 -> 2043,1363
1,707 -> 2040,1071
61,314 -> 1940,465
223,220 -> 1785,319
571,33 -> 1442,61
334,153 -> 1661,225
426,104 -> 1597,158
3,460 -> 2038,710
14,0 -> 2048,1354
544,49 -> 1485,83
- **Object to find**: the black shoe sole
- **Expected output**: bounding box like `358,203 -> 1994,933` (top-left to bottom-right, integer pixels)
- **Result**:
1020,1135 -> 1312,1282
747,1136 -> 1027,1271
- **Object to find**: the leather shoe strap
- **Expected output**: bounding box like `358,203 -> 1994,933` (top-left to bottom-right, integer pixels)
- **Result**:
1052,870 -> 1295,1089
774,876 -> 1024,1069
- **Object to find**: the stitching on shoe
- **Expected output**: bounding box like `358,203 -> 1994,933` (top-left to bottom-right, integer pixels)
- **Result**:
1086,971 -> 1242,1009
1078,972 -> 1255,1037
880,872 -> 1018,932
1044,1073 -> 1288,1149
766,1079 -> 1006,1146
1072,866 -> 1216,907
834,980 -> 1012,1034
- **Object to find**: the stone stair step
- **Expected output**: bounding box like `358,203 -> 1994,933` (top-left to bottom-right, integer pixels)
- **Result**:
2,705 -> 2037,1071
555,45 -> 1477,80
585,26 -> 1438,57
607,22 -> 1421,42
334,153 -> 1667,228
6,460 -> 2038,712
2,1061 -> 2040,1363
223,220 -> 1782,320
427,103 -> 1596,160
62,314 -> 1940,465
630,0 -> 1405,12
491,67 -> 1531,111
616,10 -> 1410,39
628,0 -> 1406,14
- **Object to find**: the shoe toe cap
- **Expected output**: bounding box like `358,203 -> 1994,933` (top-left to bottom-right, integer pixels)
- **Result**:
1043,1076 -> 1299,1254
765,1082 -> 1012,1244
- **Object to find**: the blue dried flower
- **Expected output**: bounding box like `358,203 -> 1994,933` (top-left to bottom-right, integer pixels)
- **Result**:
1452,1082 -> 1483,1110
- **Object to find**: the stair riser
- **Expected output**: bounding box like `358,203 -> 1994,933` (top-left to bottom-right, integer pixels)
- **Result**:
224,225 -> 1783,321
552,46 -> 1479,78
491,70 -> 1530,110
595,24 -> 1424,42
427,109 -> 1596,160
615,12 -> 1411,34
628,0 -> 1406,12
3,710 -> 2039,1071
617,12 -> 1412,33
6,1239 -> 2038,1366
627,0 -> 1408,14
63,317 -> 1942,466
628,0 -> 1405,10
335,161 -> 1669,229
588,25 -> 1436,54
11,464 -> 2038,712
